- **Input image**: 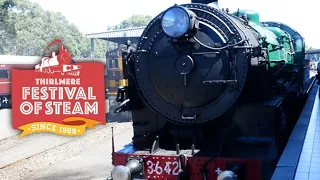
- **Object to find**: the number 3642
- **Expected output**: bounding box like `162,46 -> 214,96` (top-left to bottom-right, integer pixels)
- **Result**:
146,160 -> 179,176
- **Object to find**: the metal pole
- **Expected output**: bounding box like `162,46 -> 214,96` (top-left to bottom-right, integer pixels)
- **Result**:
90,38 -> 95,59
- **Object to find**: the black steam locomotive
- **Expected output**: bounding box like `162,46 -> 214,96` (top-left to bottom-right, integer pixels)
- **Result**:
108,0 -> 314,180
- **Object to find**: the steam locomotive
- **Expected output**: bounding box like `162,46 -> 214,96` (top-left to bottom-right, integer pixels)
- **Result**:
108,0 -> 314,180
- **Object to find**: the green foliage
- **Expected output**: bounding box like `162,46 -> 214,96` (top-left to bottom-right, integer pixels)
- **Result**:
306,45 -> 314,51
104,14 -> 152,52
0,0 -> 106,57
0,0 -> 153,58
107,14 -> 152,30
0,0 -> 16,53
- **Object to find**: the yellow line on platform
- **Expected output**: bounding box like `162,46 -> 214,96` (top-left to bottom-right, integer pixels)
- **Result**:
0,82 -> 11,84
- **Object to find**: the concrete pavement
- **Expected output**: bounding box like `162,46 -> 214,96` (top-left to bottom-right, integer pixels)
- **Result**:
0,109 -> 20,140
25,126 -> 133,180
0,109 -> 133,180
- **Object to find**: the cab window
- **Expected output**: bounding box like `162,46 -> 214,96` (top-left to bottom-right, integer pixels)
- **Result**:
294,39 -> 303,52
108,58 -> 119,69
0,70 -> 9,78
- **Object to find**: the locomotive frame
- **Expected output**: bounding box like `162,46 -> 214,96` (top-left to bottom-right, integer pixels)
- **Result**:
108,1 -> 314,180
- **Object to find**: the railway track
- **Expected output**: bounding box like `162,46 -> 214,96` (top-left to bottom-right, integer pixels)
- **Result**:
0,125 -> 106,169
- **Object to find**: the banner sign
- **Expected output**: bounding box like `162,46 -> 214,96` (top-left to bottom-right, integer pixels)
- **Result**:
11,40 -> 106,138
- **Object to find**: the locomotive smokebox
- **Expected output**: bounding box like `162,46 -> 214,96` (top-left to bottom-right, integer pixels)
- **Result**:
191,0 -> 219,8
134,3 -> 251,124
191,0 -> 217,3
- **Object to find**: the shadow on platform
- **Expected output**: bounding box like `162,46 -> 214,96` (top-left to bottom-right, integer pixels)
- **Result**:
107,111 -> 132,123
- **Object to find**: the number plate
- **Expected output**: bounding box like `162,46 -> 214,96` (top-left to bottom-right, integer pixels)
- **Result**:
145,159 -> 180,178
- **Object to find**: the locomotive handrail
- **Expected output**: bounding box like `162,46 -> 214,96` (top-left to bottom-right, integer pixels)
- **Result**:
154,51 -> 221,58
193,37 -> 248,50
113,99 -> 130,113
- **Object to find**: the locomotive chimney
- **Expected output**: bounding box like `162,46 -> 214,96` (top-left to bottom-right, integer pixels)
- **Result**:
191,0 -> 219,9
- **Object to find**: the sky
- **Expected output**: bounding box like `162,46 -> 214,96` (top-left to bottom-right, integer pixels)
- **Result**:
29,0 -> 320,48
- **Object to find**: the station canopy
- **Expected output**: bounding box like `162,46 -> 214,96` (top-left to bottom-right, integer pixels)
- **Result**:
86,26 -> 146,45
306,49 -> 320,54
86,26 -> 320,60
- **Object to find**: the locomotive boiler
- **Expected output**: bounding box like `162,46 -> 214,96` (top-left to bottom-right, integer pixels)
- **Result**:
109,0 -> 313,180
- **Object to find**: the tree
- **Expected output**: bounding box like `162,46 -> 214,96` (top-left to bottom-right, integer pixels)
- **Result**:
107,14 -> 152,30
0,0 -> 17,54
0,0 -> 107,58
306,45 -> 314,51
102,14 -> 152,54
0,0 -> 153,57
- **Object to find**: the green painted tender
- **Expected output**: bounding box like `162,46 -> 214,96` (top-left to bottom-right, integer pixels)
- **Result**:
233,10 -> 299,67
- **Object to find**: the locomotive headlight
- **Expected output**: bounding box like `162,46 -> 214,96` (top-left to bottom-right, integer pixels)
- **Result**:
161,5 -> 198,38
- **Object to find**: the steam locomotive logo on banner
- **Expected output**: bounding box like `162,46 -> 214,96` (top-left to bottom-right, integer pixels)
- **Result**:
10,39 -> 106,138
34,41 -> 81,76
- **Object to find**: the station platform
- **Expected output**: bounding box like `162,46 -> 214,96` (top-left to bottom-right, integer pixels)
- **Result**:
294,84 -> 320,179
272,82 -> 320,179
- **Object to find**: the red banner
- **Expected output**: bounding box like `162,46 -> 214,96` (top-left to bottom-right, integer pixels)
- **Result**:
10,40 -> 106,137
